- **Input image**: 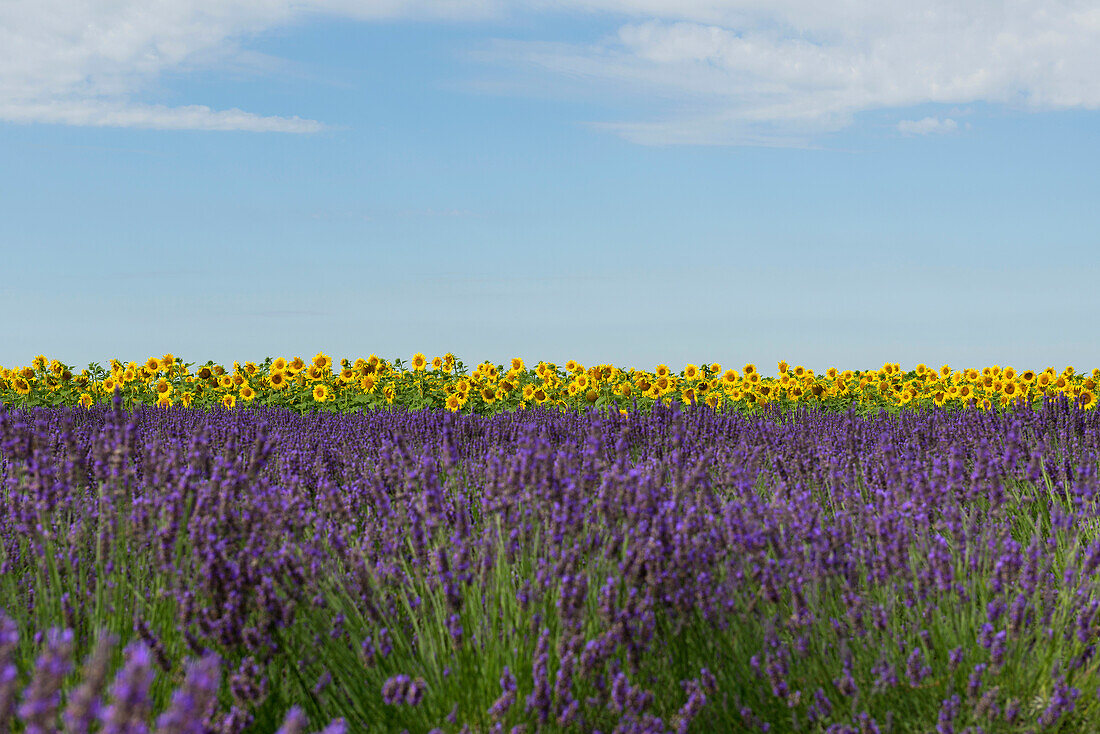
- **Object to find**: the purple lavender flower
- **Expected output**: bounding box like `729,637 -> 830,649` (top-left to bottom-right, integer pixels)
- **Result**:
153,653 -> 221,734
488,666 -> 517,720
101,640 -> 155,734
65,631 -> 116,734
274,706 -> 309,734
19,627 -> 74,734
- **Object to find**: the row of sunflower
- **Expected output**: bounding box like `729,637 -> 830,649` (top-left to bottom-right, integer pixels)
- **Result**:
0,354 -> 1096,415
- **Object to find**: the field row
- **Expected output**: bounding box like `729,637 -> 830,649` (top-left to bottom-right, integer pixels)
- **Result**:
1,353 -> 1097,413
2,400 -> 1100,731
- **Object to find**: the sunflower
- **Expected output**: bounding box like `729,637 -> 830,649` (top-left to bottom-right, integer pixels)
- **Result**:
360,376 -> 377,393
682,364 -> 699,380
12,377 -> 31,395
412,353 -> 427,371
313,384 -> 330,402
533,388 -> 548,404
102,378 -> 117,393
179,393 -> 194,408
288,357 -> 306,374
511,357 -> 525,373
306,365 -> 324,381
270,372 -> 288,390
313,352 -> 332,371
271,357 -> 287,372
155,379 -> 172,396
1080,391 -> 1097,409
445,394 -> 461,412
240,385 -> 256,401
340,368 -> 356,383
219,375 -> 233,389
522,385 -> 536,401
618,383 -> 632,397
161,353 -> 176,369
682,387 -> 697,405
383,384 -> 396,405
565,360 -> 579,373
777,360 -> 789,374
655,364 -> 670,379
480,386 -> 496,403
156,395 -> 173,408
793,366 -> 806,378
145,357 -> 161,373
721,369 -> 739,386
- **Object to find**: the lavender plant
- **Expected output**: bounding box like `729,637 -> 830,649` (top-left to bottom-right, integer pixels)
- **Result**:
0,394 -> 1098,731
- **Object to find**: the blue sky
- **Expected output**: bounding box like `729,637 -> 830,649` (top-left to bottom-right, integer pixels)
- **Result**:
2,2 -> 1098,374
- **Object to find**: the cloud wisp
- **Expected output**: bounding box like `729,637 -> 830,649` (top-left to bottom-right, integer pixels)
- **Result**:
0,0 -> 501,133
483,1 -> 1100,145
897,117 -> 958,136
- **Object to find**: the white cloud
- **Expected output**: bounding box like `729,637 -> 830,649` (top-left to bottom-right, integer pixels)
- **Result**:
0,0 -> 502,132
897,117 -> 958,136
491,1 -> 1100,145
3,0 -> 1100,141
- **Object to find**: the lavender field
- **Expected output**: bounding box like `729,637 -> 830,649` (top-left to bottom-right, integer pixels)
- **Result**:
2,398 -> 1100,732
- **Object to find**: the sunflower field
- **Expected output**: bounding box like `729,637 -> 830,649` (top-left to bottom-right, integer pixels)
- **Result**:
0,353 -> 1096,414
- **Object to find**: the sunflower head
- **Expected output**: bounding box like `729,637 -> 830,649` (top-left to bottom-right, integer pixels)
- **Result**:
79,393 -> 94,408
270,372 -> 287,389
313,385 -> 329,402
411,353 -> 427,371
145,357 -> 161,373
221,394 -> 236,409
684,364 -> 699,380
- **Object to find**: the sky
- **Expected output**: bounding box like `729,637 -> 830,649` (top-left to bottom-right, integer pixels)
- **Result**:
2,0 -> 1099,375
